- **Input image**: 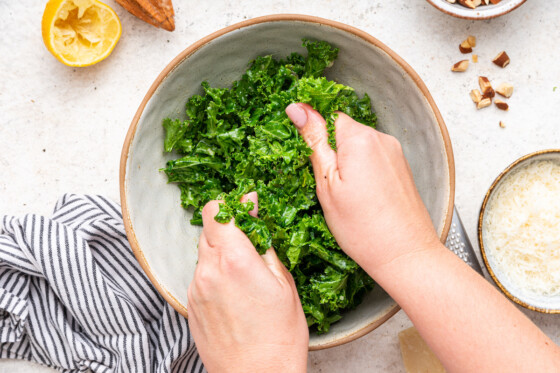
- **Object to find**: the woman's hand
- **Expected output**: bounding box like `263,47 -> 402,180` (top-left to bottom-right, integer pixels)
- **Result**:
187,192 -> 309,373
285,103 -> 440,276
286,103 -> 560,372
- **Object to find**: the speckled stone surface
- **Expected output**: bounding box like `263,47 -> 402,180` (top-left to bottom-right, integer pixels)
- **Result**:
1,1 -> 559,372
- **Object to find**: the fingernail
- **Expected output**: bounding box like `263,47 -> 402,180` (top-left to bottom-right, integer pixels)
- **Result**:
286,103 -> 308,128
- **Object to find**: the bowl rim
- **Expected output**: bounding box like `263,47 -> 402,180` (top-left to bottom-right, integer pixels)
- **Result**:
119,13 -> 456,350
425,0 -> 527,20
478,149 -> 560,313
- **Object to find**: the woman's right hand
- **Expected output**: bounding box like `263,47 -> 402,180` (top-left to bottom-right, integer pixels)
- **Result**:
285,103 -> 560,372
285,103 -> 441,275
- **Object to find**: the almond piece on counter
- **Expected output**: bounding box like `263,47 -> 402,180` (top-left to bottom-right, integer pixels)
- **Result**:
499,121 -> 506,128
459,36 -> 477,53
472,54 -> 478,63
451,60 -> 469,72
490,0 -> 502,4
470,89 -> 483,103
493,51 -> 510,68
479,76 -> 495,98
495,99 -> 509,111
496,83 -> 514,98
477,98 -> 492,110
459,40 -> 473,53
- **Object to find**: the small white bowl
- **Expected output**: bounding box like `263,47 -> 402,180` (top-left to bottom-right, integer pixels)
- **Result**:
426,0 -> 526,20
479,149 -> 560,313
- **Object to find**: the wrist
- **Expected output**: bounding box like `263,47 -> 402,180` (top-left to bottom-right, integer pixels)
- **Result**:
362,236 -> 445,280
207,345 -> 307,373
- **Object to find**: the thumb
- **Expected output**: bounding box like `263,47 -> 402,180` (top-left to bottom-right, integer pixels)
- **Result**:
286,103 -> 339,182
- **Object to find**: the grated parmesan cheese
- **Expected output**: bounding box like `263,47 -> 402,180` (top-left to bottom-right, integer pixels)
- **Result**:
483,160 -> 560,297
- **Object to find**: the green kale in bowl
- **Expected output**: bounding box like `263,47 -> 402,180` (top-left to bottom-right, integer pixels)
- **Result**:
162,40 -> 377,334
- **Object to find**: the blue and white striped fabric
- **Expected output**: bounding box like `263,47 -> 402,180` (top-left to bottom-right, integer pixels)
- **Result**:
0,194 -> 204,372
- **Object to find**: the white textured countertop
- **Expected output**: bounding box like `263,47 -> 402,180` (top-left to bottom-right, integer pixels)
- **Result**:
1,1 -> 559,372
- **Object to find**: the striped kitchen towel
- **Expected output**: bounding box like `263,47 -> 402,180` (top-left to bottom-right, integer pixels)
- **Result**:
0,194 -> 204,373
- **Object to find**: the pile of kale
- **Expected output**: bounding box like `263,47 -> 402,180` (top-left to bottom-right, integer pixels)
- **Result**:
162,40 -> 377,333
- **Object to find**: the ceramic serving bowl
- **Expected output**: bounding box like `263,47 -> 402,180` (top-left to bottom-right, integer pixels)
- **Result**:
120,14 -> 455,350
478,149 -> 560,313
426,0 -> 526,20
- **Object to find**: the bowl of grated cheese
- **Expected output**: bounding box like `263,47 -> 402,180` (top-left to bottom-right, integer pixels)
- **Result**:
479,149 -> 560,313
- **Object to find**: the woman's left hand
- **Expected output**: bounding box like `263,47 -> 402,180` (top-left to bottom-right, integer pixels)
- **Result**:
187,192 -> 309,373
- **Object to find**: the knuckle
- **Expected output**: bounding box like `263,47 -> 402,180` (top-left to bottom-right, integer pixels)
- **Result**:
350,129 -> 377,148
202,200 -> 220,217
304,129 -> 328,152
385,134 -> 403,152
220,252 -> 251,273
193,265 -> 216,294
301,114 -> 329,151
283,270 -> 297,288
363,126 -> 379,141
335,111 -> 353,124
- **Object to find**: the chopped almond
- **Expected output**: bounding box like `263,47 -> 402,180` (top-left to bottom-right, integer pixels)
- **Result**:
470,89 -> 482,103
458,0 -> 495,7
495,99 -> 509,111
459,40 -> 473,54
458,0 -> 476,9
457,0 -> 499,8
477,98 -> 492,110
451,60 -> 469,72
499,121 -> 506,128
492,51 -> 510,68
496,83 -> 514,98
479,76 -> 495,98
472,54 -> 478,63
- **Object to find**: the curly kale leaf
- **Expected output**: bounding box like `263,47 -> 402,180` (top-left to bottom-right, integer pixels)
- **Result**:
303,39 -> 339,78
162,39 -> 377,334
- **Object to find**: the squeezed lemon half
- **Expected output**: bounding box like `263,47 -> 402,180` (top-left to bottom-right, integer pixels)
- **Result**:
42,0 -> 122,67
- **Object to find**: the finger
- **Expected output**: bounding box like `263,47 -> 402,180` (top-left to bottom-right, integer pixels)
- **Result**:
333,111 -> 374,148
196,231 -> 221,265
196,231 -> 210,260
333,112 -> 385,179
286,103 -> 338,182
261,247 -> 291,284
238,194 -> 293,284
201,200 -> 254,251
240,191 -> 258,217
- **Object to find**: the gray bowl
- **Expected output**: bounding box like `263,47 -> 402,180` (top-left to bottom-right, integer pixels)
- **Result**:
120,14 -> 455,350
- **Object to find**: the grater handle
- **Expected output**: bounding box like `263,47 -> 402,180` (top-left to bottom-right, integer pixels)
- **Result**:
444,207 -> 484,275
